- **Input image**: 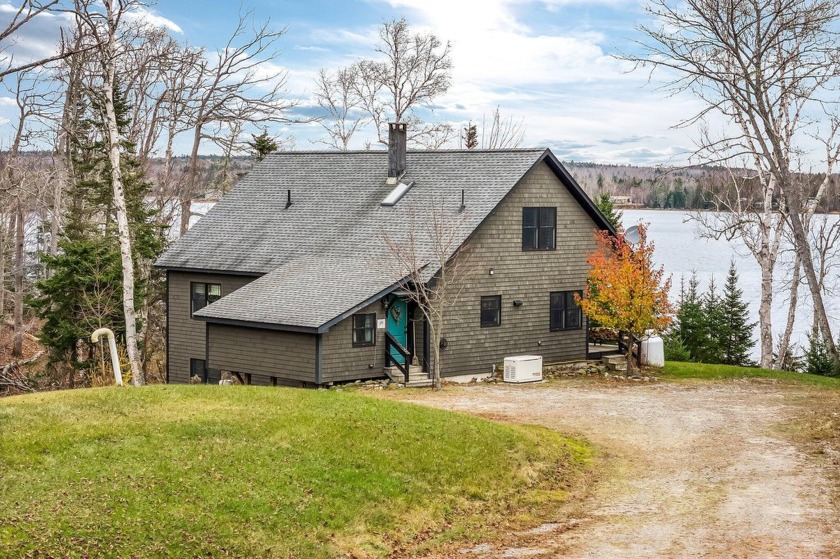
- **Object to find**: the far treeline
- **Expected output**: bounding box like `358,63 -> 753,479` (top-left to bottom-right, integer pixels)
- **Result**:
568,162 -> 840,212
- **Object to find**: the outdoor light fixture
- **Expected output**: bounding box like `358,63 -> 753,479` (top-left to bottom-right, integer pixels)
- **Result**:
512,299 -> 524,307
489,268 -> 495,275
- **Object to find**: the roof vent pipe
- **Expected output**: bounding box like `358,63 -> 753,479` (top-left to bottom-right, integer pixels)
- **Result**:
285,189 -> 292,209
459,189 -> 466,213
387,122 -> 407,184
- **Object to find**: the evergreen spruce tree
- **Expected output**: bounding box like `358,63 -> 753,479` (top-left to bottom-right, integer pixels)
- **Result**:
716,261 -> 755,366
30,87 -> 164,377
700,277 -> 726,363
463,122 -> 478,149
805,335 -> 839,377
247,129 -> 278,162
595,192 -> 623,231
673,273 -> 707,361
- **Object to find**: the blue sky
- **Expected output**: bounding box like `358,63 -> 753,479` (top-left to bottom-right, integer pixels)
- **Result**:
0,0 -> 712,165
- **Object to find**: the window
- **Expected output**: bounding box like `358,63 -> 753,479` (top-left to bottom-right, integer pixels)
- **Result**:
550,291 -> 582,330
522,207 -> 556,250
190,358 -> 207,382
480,295 -> 501,327
352,313 -> 376,346
191,282 -> 221,317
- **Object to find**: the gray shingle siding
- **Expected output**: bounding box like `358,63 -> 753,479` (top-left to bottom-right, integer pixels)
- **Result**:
167,271 -> 256,384
207,324 -> 316,385
436,161 -> 596,377
320,300 -> 390,383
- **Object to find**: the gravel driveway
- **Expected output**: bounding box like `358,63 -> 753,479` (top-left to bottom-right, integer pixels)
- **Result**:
390,380 -> 840,558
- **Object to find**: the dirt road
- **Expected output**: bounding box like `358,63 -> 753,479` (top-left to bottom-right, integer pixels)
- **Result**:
392,380 -> 840,558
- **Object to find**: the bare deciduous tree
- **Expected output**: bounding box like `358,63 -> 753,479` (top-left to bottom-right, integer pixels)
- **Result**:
155,42 -> 201,219
0,69 -> 59,356
382,201 -> 474,389
313,67 -> 367,150
629,0 -> 840,367
0,0 -> 67,79
318,17 -> 453,149
179,11 -> 294,235
480,106 -> 526,149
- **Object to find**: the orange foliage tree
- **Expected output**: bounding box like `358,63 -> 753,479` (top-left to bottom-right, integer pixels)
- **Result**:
577,224 -> 673,372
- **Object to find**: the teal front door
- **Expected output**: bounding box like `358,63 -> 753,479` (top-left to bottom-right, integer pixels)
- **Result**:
387,299 -> 408,364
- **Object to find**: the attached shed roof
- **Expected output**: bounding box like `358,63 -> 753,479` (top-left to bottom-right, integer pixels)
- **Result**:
192,255 -> 399,332
158,148 -> 613,330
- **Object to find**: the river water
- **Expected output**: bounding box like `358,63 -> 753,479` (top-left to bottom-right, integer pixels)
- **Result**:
623,209 -> 840,359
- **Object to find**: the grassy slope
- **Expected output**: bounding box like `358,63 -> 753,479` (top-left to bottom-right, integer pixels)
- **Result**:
0,386 -> 589,558
662,361 -> 840,388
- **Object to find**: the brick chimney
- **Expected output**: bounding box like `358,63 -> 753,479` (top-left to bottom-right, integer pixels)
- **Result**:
387,122 -> 407,184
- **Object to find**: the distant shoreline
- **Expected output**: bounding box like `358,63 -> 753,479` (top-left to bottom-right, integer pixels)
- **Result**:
621,207 -> 840,215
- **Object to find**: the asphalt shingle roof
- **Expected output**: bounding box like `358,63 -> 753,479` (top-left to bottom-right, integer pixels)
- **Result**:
156,148 -> 597,330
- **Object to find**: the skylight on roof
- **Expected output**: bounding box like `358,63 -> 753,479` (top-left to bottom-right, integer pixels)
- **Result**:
381,181 -> 414,206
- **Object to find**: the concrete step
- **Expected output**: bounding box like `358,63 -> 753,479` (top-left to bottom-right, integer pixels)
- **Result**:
602,354 -> 626,365
406,379 -> 434,388
385,366 -> 431,385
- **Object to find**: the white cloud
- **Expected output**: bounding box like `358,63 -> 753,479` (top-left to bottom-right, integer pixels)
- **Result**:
357,0 -> 701,164
124,7 -> 183,34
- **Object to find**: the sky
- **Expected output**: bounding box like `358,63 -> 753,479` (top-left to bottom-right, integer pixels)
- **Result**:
0,0 -> 716,165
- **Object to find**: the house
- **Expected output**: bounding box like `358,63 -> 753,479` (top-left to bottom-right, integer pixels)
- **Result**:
156,124 -> 615,387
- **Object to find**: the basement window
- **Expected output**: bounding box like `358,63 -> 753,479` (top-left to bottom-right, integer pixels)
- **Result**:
381,181 -> 414,206
190,358 -> 207,383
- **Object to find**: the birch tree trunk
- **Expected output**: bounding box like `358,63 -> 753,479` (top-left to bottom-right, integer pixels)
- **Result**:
757,247 -> 774,369
785,197 -> 838,365
180,126 -> 202,236
777,253 -> 801,369
101,0 -> 144,386
0,220 -> 5,323
12,199 -> 24,357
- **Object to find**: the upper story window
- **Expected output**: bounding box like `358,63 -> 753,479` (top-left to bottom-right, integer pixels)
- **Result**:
480,295 -> 501,327
550,291 -> 582,330
352,313 -> 376,347
522,207 -> 556,251
191,282 -> 221,317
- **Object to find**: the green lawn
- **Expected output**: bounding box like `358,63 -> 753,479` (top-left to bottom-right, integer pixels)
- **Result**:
662,361 -> 840,388
0,386 -> 589,558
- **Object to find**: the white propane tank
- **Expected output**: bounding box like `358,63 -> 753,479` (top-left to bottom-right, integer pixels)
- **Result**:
640,332 -> 665,367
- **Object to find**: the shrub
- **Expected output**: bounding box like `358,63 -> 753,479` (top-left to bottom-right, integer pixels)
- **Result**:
805,336 -> 840,377
664,334 -> 692,362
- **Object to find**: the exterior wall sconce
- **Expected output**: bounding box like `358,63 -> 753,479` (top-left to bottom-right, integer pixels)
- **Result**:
489,268 -> 495,275
512,299 -> 524,307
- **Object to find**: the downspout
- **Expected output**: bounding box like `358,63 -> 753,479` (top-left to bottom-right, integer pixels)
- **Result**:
315,334 -> 323,386
423,319 -> 430,373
